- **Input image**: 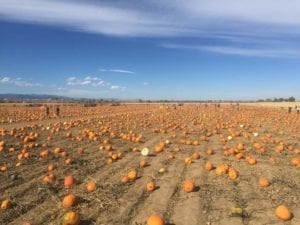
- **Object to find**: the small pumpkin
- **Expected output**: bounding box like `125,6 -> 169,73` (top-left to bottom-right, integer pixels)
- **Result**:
128,170 -> 138,180
61,211 -> 80,225
43,174 -> 56,185
184,157 -> 192,165
62,193 -> 77,208
183,180 -> 195,193
248,158 -> 257,165
275,205 -> 292,221
147,214 -> 165,225
206,148 -> 214,155
47,163 -> 56,172
228,168 -> 238,180
192,152 -> 200,160
258,178 -> 270,187
1,199 -> 11,209
64,176 -> 75,188
146,182 -> 155,192
121,176 -> 129,184
204,162 -> 214,171
139,159 -> 147,168
86,181 -> 97,192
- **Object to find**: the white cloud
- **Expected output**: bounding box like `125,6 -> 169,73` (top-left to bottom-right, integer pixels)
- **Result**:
143,82 -> 149,86
99,68 -> 135,74
110,85 -> 126,91
0,76 -> 42,87
65,76 -> 125,91
1,0 -> 300,59
66,76 -> 107,87
1,0 -> 299,38
161,44 -> 300,58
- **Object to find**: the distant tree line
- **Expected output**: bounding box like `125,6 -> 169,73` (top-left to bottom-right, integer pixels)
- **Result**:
257,96 -> 296,102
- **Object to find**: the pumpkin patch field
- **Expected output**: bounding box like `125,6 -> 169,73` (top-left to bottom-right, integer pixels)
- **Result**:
0,103 -> 299,225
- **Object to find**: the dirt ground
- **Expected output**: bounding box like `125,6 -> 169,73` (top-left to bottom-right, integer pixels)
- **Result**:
0,104 -> 299,225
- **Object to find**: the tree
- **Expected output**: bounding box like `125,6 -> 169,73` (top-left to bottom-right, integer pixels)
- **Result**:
287,96 -> 295,102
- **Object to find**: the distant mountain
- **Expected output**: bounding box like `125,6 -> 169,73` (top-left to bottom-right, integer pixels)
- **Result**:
0,93 -> 69,100
0,93 -> 121,103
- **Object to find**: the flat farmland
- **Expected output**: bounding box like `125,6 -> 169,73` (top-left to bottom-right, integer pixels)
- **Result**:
0,104 -> 299,225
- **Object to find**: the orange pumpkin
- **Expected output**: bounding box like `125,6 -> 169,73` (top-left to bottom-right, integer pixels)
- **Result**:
146,182 -> 155,192
184,157 -> 192,165
275,205 -> 292,221
62,193 -> 77,208
86,181 -> 97,192
258,178 -> 270,187
128,170 -> 138,180
139,159 -> 147,168
121,176 -> 129,184
64,176 -> 75,188
61,211 -> 80,225
43,174 -> 56,185
228,168 -> 238,180
47,163 -> 56,172
183,180 -> 195,193
204,162 -> 214,171
147,214 -> 165,225
192,152 -> 200,160
1,199 -> 11,209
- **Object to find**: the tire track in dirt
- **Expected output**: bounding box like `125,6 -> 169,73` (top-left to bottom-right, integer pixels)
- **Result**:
127,154 -> 186,225
93,135 -> 175,225
8,132 -> 168,225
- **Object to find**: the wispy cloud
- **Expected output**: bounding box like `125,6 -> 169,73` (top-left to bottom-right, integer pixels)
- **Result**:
161,44 -> 300,58
66,76 -> 106,87
0,76 -> 43,87
65,76 -> 126,91
143,82 -> 149,86
99,68 -> 135,74
1,0 -> 300,59
1,0 -> 300,38
110,85 -> 126,91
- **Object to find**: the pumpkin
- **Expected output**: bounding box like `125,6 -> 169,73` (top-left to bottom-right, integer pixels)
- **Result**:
121,176 -> 129,184
47,163 -> 56,172
43,174 -> 56,185
206,148 -> 214,155
139,159 -> 147,168
64,176 -> 75,188
184,157 -> 192,165
291,157 -> 300,167
86,181 -> 97,192
158,168 -> 166,174
1,199 -> 11,209
192,152 -> 200,160
62,193 -> 77,208
275,205 -> 292,221
215,165 -> 228,176
147,214 -> 165,225
146,182 -> 155,192
65,158 -> 73,165
128,170 -> 138,180
204,162 -> 213,171
258,178 -> 270,187
183,180 -> 195,193
61,211 -> 80,225
228,168 -> 238,180
248,158 -> 257,165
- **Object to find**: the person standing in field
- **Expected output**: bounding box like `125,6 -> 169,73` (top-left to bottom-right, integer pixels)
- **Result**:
45,105 -> 49,118
288,106 -> 292,114
55,105 -> 60,117
296,105 -> 300,114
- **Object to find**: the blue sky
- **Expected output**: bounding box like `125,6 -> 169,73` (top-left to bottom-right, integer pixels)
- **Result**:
0,0 -> 300,100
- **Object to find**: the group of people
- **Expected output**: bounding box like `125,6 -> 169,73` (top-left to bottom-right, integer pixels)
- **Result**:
288,105 -> 300,114
44,105 -> 60,117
